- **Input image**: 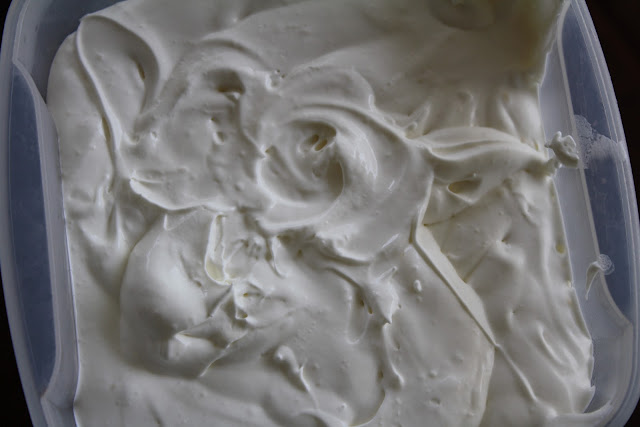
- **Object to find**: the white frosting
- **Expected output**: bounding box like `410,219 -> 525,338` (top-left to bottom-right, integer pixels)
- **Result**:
47,0 -> 596,425
547,131 -> 580,168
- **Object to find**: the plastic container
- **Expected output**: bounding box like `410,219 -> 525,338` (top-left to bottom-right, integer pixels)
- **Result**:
1,0 -> 639,425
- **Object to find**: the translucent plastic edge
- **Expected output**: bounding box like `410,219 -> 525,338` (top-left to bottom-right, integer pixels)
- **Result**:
558,2 -> 634,345
547,5 -> 629,424
568,1 -> 640,425
3,1 -> 80,426
14,54 -> 79,426
0,1 -> 49,426
576,1 -> 640,424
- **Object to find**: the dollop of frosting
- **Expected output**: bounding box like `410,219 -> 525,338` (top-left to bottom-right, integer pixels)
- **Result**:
48,0 -> 596,425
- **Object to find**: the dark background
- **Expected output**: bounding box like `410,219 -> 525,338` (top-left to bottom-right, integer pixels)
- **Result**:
1,0 -> 639,425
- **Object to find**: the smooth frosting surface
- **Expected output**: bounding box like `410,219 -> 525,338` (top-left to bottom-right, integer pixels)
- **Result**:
47,0 -> 596,425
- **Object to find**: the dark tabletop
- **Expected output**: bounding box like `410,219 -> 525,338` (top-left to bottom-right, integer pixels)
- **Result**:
1,0 -> 640,425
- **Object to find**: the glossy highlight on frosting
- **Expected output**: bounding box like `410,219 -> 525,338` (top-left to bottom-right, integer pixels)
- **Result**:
47,0 -> 597,425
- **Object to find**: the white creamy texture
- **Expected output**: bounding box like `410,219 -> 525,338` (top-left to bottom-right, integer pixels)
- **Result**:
47,0 -> 597,425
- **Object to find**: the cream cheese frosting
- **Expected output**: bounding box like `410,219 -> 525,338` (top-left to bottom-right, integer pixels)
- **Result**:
47,0 -> 597,425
